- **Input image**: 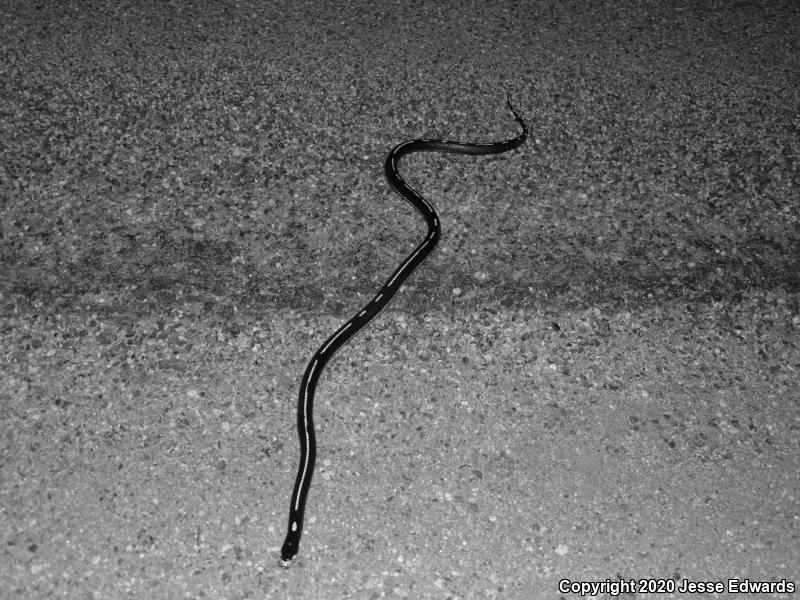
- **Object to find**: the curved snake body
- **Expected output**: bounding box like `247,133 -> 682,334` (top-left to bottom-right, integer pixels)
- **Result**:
280,96 -> 527,566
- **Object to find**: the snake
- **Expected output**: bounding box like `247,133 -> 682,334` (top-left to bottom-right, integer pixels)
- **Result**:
279,95 -> 528,567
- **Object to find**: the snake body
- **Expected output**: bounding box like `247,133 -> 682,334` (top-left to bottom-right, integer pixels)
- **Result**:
280,96 -> 527,567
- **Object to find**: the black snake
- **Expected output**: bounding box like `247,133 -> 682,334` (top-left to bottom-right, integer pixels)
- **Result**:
280,96 -> 528,567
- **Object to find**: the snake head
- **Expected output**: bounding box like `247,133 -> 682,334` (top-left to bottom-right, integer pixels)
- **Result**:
280,530 -> 300,568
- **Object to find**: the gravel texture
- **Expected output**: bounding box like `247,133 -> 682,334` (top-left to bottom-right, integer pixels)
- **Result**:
1,1 -> 799,599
